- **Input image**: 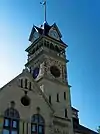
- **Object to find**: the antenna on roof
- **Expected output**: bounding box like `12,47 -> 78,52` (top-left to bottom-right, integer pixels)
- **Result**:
40,0 -> 47,23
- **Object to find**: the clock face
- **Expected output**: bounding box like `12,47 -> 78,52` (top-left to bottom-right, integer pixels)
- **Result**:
50,65 -> 60,78
33,31 -> 39,41
33,67 -> 39,79
49,30 -> 59,40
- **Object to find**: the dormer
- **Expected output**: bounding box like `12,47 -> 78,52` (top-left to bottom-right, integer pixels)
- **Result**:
29,25 -> 40,43
48,23 -> 62,41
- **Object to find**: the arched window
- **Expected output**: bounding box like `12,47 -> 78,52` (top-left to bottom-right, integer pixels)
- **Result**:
31,114 -> 45,134
3,107 -> 20,134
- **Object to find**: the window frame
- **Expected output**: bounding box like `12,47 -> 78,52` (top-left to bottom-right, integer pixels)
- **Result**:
57,93 -> 59,102
29,82 -> 31,90
64,92 -> 66,100
31,114 -> 45,134
65,109 -> 68,118
3,117 -> 19,134
25,79 -> 28,89
3,108 -> 20,134
20,79 -> 23,88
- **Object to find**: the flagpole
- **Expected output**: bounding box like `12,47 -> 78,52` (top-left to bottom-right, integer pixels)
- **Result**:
44,0 -> 46,22
40,0 -> 47,23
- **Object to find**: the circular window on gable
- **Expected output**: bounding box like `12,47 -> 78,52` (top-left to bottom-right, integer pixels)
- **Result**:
21,94 -> 31,106
50,66 -> 60,78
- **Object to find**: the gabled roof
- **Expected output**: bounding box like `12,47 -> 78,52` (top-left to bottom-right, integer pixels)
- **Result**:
0,68 -> 54,113
28,22 -> 66,46
74,124 -> 98,134
29,25 -> 44,42
29,25 -> 36,41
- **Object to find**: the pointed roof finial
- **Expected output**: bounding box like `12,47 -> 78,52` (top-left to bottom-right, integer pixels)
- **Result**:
40,0 -> 47,23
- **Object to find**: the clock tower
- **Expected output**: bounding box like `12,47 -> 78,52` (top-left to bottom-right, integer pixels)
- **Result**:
25,21 -> 74,134
25,22 -> 68,84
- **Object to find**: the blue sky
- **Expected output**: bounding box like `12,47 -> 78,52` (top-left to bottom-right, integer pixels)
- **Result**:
0,0 -> 100,131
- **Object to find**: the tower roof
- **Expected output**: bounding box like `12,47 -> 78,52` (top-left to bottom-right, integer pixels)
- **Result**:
29,22 -> 66,46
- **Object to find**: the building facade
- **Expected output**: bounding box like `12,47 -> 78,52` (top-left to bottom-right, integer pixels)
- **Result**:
0,21 -> 98,134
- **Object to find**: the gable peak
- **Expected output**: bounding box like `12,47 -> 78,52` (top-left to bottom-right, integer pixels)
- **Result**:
51,23 -> 62,38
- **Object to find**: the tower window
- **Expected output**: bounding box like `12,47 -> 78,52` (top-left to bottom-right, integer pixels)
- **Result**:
39,42 -> 43,48
49,95 -> 51,104
32,49 -> 35,54
25,79 -> 28,89
64,92 -> 66,100
65,108 -> 67,118
57,93 -> 59,102
50,43 -> 54,50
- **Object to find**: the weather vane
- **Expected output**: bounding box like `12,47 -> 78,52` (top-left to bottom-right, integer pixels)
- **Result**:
40,0 -> 47,22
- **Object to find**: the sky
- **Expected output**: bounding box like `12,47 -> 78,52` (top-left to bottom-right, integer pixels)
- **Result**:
0,0 -> 100,131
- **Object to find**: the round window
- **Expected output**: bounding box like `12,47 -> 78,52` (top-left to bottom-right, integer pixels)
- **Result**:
50,66 -> 60,78
21,95 -> 30,106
